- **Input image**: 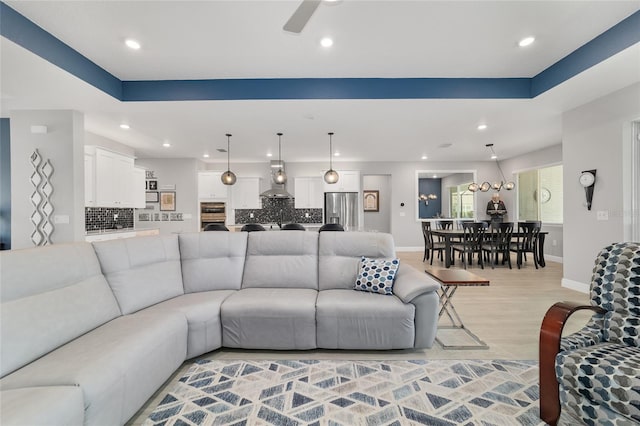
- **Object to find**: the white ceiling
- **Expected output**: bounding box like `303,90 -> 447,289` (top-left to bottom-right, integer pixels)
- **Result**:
1,0 -> 639,163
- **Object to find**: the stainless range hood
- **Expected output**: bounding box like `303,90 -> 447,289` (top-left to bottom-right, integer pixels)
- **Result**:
260,160 -> 293,198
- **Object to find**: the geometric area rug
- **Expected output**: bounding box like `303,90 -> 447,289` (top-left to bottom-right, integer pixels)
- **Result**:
143,359 -> 543,426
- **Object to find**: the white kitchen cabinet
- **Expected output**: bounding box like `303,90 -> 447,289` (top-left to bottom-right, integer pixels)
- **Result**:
91,147 -> 136,208
230,177 -> 261,209
323,170 -> 361,193
198,171 -> 228,200
132,167 -> 146,208
84,148 -> 96,207
294,177 -> 324,208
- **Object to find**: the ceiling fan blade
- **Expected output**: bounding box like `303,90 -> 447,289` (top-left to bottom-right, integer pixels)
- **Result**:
283,0 -> 322,33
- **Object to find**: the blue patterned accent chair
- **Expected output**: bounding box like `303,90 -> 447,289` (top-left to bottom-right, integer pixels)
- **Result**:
539,242 -> 640,425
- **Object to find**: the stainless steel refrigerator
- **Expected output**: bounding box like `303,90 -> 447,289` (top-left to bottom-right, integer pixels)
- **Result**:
324,192 -> 359,231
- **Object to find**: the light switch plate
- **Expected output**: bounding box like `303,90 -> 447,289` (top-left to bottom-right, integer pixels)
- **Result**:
54,215 -> 69,224
596,210 -> 609,221
399,212 -> 406,217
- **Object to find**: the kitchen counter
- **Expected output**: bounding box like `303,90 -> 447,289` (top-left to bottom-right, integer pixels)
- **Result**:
228,223 -> 323,232
85,228 -> 159,242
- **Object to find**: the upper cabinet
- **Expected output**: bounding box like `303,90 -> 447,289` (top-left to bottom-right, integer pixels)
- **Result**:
198,171 -> 228,200
85,146 -> 143,208
294,177 -> 323,209
132,167 -> 146,209
323,170 -> 361,193
230,177 -> 261,209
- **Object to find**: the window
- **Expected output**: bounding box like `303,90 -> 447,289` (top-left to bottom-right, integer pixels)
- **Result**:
517,165 -> 563,223
450,183 -> 475,219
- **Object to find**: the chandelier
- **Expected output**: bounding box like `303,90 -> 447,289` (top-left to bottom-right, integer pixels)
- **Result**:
468,144 -> 515,192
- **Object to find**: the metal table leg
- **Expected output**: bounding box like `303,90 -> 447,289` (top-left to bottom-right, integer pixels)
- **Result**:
436,284 -> 489,350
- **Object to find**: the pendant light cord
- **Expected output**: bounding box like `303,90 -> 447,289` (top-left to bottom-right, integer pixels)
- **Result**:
328,132 -> 334,169
226,133 -> 231,170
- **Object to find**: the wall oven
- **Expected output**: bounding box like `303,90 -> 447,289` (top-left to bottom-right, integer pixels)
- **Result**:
200,202 -> 226,230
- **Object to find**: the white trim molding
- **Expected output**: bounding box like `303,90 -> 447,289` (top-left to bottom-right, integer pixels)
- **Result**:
545,255 -> 563,264
562,278 -> 589,294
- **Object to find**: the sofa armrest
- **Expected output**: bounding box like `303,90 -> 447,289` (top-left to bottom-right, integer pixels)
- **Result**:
393,264 -> 440,303
539,301 -> 606,426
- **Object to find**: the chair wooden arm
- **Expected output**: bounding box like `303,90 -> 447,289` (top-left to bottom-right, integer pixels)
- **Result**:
539,302 -> 606,425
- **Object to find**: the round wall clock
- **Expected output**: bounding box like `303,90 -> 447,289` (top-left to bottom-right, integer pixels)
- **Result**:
579,171 -> 595,187
540,187 -> 551,203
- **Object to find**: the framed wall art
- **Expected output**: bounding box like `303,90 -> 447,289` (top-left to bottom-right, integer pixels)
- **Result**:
363,190 -> 379,212
145,191 -> 159,203
160,191 -> 176,211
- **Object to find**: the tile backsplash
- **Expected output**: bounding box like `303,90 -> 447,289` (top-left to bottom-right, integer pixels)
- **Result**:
235,198 -> 322,225
85,207 -> 134,231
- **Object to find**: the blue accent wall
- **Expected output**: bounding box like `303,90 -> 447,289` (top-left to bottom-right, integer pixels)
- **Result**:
1,1 -> 637,102
0,118 -> 11,250
418,178 -> 442,219
531,10 -> 640,96
121,78 -> 531,101
0,2 -> 121,99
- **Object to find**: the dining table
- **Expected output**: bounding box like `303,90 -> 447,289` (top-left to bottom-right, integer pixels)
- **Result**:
430,228 -> 548,268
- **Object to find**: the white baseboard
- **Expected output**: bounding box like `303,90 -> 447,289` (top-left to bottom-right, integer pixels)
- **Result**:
396,246 -> 422,252
545,255 -> 563,264
562,278 -> 589,294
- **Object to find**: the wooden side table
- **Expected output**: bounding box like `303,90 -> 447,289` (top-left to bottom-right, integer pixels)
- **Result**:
425,268 -> 490,350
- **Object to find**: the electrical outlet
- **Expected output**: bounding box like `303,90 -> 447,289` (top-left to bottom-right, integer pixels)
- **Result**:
249,213 -> 254,218
305,212 -> 310,218
596,210 -> 609,221
113,214 -> 118,220
552,240 -> 557,246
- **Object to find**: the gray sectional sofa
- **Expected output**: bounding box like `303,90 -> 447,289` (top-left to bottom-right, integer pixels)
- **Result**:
0,231 -> 441,425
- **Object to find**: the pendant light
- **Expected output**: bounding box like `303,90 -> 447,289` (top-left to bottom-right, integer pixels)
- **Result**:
323,132 -> 339,184
468,144 -> 514,192
221,133 -> 237,185
273,132 -> 287,184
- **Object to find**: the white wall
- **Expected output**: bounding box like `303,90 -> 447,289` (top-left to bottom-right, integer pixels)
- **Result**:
363,174 -> 391,233
134,158 -> 199,234
562,82 -> 640,291
10,110 -> 85,249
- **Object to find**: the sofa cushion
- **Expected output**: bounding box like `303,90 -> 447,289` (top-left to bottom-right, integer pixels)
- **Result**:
354,256 -> 400,295
0,242 -> 121,378
556,342 -> 640,423
319,232 -> 396,291
142,290 -> 235,359
93,235 -> 184,314
179,232 -> 248,292
242,231 -> 319,289
221,288 -> 317,349
0,313 -> 187,426
316,289 -> 415,349
0,386 -> 84,426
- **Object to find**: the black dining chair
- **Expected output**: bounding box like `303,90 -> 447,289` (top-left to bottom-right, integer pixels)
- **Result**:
203,223 -> 229,231
422,221 -> 446,265
510,222 -> 541,268
319,223 -> 344,232
452,222 -> 486,269
482,222 -> 513,269
437,220 -> 453,230
240,223 -> 266,232
281,223 -> 306,231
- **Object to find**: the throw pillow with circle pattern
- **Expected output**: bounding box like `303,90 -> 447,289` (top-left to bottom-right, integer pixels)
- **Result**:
354,256 -> 400,295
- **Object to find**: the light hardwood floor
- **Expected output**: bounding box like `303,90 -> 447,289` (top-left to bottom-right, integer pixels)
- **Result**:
127,251 -> 592,425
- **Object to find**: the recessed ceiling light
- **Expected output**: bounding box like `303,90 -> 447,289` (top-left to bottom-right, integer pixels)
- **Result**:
518,36 -> 535,47
421,155 -> 428,160
119,124 -> 130,130
432,175 -> 437,178
162,142 -> 171,148
320,37 -> 333,48
477,124 -> 487,131
266,153 -> 273,157
203,154 -> 210,158
491,154 -> 498,160
334,152 -> 340,157
125,39 -> 141,50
